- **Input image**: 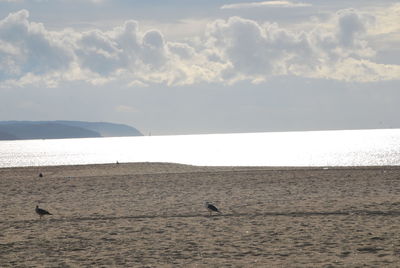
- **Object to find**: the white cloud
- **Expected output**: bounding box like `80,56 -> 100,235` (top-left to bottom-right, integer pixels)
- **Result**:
365,3 -> 400,54
127,80 -> 148,87
221,1 -> 311,10
115,104 -> 137,113
203,9 -> 399,83
373,3 -> 400,35
0,6 -> 399,88
0,10 -> 74,84
316,58 -> 400,82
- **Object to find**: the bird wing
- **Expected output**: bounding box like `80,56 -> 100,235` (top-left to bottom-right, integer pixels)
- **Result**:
37,208 -> 52,215
208,204 -> 219,212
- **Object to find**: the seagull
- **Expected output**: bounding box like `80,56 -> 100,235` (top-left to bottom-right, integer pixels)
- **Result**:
35,205 -> 52,219
204,202 -> 221,216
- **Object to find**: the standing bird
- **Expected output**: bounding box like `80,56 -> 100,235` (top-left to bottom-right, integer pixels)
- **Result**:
35,205 -> 52,219
204,202 -> 221,216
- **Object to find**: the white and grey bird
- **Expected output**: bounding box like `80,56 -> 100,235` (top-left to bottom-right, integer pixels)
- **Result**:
35,205 -> 52,219
204,202 -> 221,216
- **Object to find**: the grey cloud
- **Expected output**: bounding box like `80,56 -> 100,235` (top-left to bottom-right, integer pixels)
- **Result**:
168,42 -> 195,59
76,24 -> 169,75
143,30 -> 164,49
76,30 -> 121,75
204,9 -> 393,82
208,17 -> 272,75
337,9 -> 366,47
116,21 -> 140,56
0,7 -> 398,87
0,10 -> 173,83
206,16 -> 313,78
113,20 -> 141,71
0,10 -> 72,80
141,30 -> 167,68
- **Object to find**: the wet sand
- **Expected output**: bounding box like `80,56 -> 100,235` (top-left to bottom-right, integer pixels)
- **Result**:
1,163 -> 400,267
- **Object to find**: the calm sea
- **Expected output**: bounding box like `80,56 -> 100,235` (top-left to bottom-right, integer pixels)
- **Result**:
0,129 -> 399,168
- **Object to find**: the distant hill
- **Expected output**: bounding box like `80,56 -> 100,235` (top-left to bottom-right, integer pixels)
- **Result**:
0,121 -> 143,140
54,121 -> 142,137
0,131 -> 18,140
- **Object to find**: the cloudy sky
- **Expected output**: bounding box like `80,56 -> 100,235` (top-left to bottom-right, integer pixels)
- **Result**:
0,0 -> 399,135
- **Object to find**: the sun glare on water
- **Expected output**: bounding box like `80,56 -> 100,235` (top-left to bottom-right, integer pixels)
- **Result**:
0,129 -> 399,167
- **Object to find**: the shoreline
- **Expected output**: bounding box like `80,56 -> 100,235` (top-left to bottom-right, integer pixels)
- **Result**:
2,161 -> 400,171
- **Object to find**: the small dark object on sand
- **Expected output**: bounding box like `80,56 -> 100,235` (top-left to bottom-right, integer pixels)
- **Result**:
205,202 -> 221,216
35,205 -> 52,219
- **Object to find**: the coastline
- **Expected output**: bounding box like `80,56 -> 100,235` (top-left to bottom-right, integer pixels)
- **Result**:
1,163 -> 400,266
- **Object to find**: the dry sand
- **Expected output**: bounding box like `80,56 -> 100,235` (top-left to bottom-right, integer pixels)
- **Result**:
1,163 -> 400,267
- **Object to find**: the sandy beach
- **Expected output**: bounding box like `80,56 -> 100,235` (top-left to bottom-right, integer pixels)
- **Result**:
1,163 -> 400,267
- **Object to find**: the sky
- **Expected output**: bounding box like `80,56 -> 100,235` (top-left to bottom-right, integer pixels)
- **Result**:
0,0 -> 399,135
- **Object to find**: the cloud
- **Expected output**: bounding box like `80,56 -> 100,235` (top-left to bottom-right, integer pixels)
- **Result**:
221,1 -> 311,10
337,9 -> 368,47
0,9 -> 73,84
0,7 -> 399,88
115,104 -> 137,113
366,3 -> 400,51
204,9 -> 399,83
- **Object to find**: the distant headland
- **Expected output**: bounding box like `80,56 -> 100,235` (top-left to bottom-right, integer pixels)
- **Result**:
0,121 -> 143,140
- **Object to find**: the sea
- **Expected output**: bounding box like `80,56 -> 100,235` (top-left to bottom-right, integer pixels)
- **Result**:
0,129 -> 400,168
